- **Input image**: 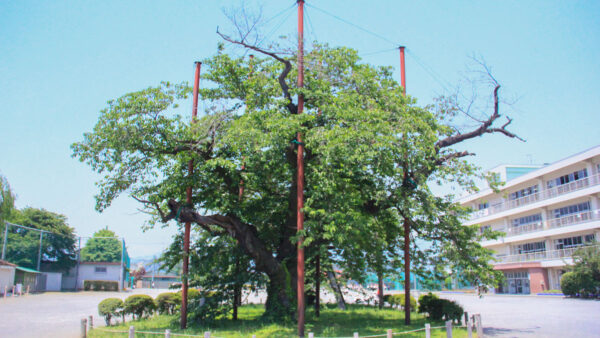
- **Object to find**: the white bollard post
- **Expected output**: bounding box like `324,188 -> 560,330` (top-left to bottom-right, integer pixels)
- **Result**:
165,329 -> 171,338
354,332 -> 359,338
88,315 -> 93,330
204,332 -> 211,338
476,314 -> 483,337
425,323 -> 431,338
252,335 -> 257,338
387,329 -> 393,338
446,320 -> 453,338
80,318 -> 87,338
129,326 -> 135,338
3,285 -> 6,299
308,333 -> 314,338
467,319 -> 472,338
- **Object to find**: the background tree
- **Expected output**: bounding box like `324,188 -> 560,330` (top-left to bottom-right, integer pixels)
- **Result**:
3,207 -> 77,271
131,266 -> 146,284
0,175 -> 15,225
80,228 -> 122,263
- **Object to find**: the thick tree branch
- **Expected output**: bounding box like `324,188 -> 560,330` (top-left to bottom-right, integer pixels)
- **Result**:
217,28 -> 298,114
435,84 -> 524,150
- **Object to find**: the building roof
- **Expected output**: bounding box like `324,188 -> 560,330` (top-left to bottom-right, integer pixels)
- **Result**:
459,144 -> 600,204
16,266 -> 40,274
80,261 -> 121,266
142,275 -> 180,279
0,259 -> 17,267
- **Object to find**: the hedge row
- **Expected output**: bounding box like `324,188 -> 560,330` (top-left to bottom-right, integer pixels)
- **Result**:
84,280 -> 119,291
97,290 -> 203,325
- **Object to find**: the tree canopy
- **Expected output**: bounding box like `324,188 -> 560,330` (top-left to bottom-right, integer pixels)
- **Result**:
80,228 -> 122,263
72,41 -> 520,320
4,207 -> 77,272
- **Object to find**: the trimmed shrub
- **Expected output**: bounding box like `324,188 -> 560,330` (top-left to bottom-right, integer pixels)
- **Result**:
418,292 -> 439,314
156,292 -> 181,315
561,272 -> 579,296
399,294 -> 417,310
98,298 -> 123,326
84,280 -> 119,291
384,294 -> 417,310
124,294 -> 156,320
418,293 -> 463,323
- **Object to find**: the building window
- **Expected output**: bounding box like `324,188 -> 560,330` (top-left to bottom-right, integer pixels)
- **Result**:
478,202 -> 489,210
584,234 -> 596,243
546,168 -> 588,188
513,241 -> 546,254
509,185 -> 538,201
552,201 -> 590,218
511,214 -> 542,227
95,267 -> 107,274
554,236 -> 584,249
480,225 -> 492,234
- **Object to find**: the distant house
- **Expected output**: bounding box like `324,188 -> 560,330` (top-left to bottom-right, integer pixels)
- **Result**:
61,260 -> 130,291
0,260 -> 16,294
138,274 -> 181,289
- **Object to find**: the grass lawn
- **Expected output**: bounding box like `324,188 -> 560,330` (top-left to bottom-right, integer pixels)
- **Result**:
89,304 -> 475,337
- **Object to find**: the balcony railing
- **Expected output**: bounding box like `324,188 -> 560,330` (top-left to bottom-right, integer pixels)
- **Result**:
503,221 -> 544,236
547,210 -> 598,229
469,172 -> 600,220
494,244 -> 600,264
491,210 -> 599,238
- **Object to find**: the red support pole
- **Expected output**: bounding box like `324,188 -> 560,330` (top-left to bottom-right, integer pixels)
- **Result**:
181,61 -> 201,330
296,1 -> 305,337
399,46 -> 406,95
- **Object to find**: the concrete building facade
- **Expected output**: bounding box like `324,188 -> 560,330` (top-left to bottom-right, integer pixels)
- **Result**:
459,145 -> 600,294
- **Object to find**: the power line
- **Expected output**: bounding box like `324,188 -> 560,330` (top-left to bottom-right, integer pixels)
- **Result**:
359,48 -> 397,57
257,4 -> 296,48
306,3 -> 399,47
406,50 -> 453,93
304,5 -> 318,43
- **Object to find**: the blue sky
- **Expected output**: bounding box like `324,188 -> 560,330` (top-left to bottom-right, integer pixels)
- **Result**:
1,0 -> 599,257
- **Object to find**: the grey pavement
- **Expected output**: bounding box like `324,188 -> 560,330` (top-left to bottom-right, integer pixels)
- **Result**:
1,288 -> 599,337
439,293 -> 600,338
0,288 -> 164,338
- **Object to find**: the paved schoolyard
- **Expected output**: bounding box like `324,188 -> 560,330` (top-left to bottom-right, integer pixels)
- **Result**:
439,293 -> 600,337
1,288 -> 598,337
0,288 -> 164,338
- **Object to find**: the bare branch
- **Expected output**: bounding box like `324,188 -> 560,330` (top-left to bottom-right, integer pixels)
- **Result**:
132,195 -> 174,222
217,28 -> 298,114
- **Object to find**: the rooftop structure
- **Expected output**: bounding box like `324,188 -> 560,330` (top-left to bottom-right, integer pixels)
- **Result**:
459,145 -> 600,294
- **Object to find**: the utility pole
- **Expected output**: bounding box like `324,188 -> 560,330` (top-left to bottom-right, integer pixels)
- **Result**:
1,222 -> 8,260
37,232 -> 43,271
119,239 -> 125,291
181,61 -> 202,330
399,46 -> 406,95
296,1 -> 306,337
398,45 -> 411,325
75,237 -> 81,290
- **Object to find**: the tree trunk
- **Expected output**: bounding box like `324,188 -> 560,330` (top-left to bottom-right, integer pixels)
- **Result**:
403,218 -> 411,325
232,256 -> 240,320
377,271 -> 384,309
315,254 -> 320,317
326,270 -> 346,310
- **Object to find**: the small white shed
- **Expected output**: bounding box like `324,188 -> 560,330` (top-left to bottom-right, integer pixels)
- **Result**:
0,259 -> 16,295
